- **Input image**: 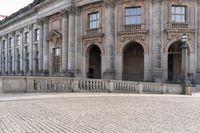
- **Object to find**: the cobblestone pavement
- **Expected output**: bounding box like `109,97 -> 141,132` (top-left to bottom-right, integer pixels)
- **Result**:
0,93 -> 200,133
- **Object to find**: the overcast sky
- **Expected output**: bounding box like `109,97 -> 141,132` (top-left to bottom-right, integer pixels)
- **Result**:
0,0 -> 34,16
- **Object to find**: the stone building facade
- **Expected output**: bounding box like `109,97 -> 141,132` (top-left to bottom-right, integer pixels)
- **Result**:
0,0 -> 200,83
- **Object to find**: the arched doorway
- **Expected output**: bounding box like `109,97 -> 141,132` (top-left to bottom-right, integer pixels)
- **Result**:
123,42 -> 144,81
168,41 -> 182,82
87,45 -> 101,79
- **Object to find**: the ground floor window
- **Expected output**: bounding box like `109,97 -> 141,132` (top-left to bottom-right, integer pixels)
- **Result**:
53,48 -> 61,73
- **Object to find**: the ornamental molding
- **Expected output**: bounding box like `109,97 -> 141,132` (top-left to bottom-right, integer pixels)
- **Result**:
68,6 -> 81,16
118,30 -> 148,42
165,29 -> 195,40
47,30 -> 62,47
103,0 -> 117,7
152,0 -> 162,4
82,33 -> 104,45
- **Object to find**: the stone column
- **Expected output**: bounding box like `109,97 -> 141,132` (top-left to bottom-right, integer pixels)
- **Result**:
66,6 -> 76,77
29,25 -> 33,75
0,37 -> 2,75
37,18 -> 44,74
42,17 -> 49,75
19,29 -> 24,75
196,1 -> 200,83
11,32 -> 16,75
61,10 -> 68,74
4,35 -> 8,75
103,0 -> 116,79
151,0 -> 163,82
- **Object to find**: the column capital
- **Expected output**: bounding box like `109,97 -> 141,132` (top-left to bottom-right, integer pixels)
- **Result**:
103,0 -> 117,8
60,9 -> 68,17
152,0 -> 162,4
28,24 -> 33,31
3,34 -> 8,39
67,6 -> 81,16
10,31 -> 16,37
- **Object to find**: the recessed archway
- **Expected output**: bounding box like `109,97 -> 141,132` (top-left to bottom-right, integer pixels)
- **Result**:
168,41 -> 182,82
86,45 -> 101,79
123,42 -> 144,81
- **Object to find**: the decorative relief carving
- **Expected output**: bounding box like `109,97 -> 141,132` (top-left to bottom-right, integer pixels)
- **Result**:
47,30 -> 62,47
103,0 -> 117,7
60,9 -> 68,17
82,33 -> 104,45
166,29 -> 194,41
152,0 -> 162,4
68,6 -> 81,16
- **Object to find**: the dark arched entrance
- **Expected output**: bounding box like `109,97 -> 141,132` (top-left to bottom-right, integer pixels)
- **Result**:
123,42 -> 144,81
87,45 -> 101,79
168,41 -> 182,82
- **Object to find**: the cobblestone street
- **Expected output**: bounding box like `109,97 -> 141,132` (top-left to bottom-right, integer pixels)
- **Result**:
0,93 -> 200,133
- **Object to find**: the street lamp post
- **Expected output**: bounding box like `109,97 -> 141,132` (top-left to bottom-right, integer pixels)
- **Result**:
180,33 -> 192,95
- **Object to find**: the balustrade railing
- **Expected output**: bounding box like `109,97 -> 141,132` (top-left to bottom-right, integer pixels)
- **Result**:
0,76 -> 183,94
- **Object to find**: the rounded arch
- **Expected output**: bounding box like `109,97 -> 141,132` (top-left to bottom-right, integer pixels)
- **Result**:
164,39 -> 193,54
84,43 -> 105,57
122,41 -> 144,81
119,40 -> 147,55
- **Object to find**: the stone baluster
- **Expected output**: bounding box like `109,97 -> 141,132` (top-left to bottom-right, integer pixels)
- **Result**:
103,0 -> 116,79
61,10 -> 68,74
42,17 -> 49,75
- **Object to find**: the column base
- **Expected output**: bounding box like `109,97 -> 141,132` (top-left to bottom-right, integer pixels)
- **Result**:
150,68 -> 164,83
103,70 -> 115,79
66,70 -> 81,78
42,70 -> 49,76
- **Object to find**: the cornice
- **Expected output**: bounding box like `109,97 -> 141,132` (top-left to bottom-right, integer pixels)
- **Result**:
0,0 -> 58,30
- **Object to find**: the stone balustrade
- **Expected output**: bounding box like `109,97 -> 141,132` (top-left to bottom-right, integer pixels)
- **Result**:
0,76 -> 184,94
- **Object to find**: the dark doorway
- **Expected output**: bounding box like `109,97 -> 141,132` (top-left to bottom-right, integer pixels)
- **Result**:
123,42 -> 144,81
168,41 -> 182,82
88,45 -> 101,79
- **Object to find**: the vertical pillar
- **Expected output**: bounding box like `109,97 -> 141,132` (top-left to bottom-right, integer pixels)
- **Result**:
67,6 -> 76,77
29,25 -> 33,75
103,0 -> 116,79
61,10 -> 68,74
151,0 -> 163,82
37,18 -> 44,74
196,1 -> 200,83
4,35 -> 8,75
19,29 -> 24,75
43,17 -> 49,75
11,32 -> 16,75
0,37 -> 2,75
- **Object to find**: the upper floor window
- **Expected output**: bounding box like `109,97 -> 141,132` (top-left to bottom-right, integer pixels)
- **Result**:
25,32 -> 30,44
171,6 -> 186,23
125,7 -> 142,25
8,37 -> 14,48
16,35 -> 21,45
34,29 -> 39,41
2,40 -> 6,50
88,12 -> 99,29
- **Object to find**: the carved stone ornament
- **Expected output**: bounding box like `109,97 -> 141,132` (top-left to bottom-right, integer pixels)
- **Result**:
152,0 -> 162,4
83,33 -> 104,45
68,6 -> 81,16
47,30 -> 62,47
60,9 -> 68,17
103,0 -> 117,7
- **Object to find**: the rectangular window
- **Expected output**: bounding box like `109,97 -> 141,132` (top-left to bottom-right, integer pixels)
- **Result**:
34,44 -> 39,73
8,50 -> 12,73
53,48 -> 61,73
8,37 -> 14,48
34,29 -> 39,41
16,48 -> 20,73
16,35 -> 21,46
25,32 -> 30,44
2,40 -> 6,50
125,7 -> 142,25
171,6 -> 186,23
2,52 -> 5,72
88,12 -> 99,29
